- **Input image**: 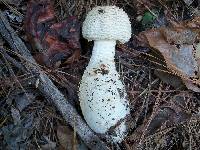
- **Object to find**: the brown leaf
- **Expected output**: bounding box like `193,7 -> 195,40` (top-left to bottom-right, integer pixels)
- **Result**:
161,28 -> 197,45
154,70 -> 183,88
57,125 -> 77,150
25,0 -> 55,38
140,28 -> 198,75
138,25 -> 200,92
25,0 -> 80,67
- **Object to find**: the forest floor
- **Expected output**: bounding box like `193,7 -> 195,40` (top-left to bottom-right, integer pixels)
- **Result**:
0,0 -> 200,149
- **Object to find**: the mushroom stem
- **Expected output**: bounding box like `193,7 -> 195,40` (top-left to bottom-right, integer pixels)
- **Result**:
79,40 -> 130,142
90,40 -> 116,63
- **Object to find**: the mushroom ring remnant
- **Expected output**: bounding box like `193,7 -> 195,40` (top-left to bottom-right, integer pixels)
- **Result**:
79,6 -> 131,142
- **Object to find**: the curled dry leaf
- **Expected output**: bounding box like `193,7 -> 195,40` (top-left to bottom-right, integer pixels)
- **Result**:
138,17 -> 200,92
25,0 -> 80,67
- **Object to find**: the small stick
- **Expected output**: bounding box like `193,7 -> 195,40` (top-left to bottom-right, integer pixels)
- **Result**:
0,48 -> 26,72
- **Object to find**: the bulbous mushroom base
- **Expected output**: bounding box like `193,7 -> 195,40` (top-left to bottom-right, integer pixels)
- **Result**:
105,121 -> 128,143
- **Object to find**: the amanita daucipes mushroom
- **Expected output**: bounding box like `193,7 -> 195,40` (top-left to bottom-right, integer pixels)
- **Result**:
79,6 -> 131,142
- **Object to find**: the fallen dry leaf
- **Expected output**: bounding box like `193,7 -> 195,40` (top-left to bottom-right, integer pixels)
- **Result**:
25,0 -> 80,67
138,17 -> 200,92
25,0 -> 55,37
57,125 -> 77,150
154,70 -> 183,88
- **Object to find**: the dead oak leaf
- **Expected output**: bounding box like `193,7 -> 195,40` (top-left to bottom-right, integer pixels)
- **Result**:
139,27 -> 200,92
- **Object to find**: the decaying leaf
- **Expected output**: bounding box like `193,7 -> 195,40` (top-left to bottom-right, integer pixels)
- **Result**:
1,114 -> 34,149
154,70 -> 183,89
147,93 -> 191,135
162,28 -> 197,45
25,0 -> 80,67
14,92 -> 35,112
57,125 -> 77,150
25,0 -> 55,37
138,17 -> 200,92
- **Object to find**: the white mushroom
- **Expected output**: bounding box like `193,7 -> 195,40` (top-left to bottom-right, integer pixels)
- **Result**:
79,6 -> 131,142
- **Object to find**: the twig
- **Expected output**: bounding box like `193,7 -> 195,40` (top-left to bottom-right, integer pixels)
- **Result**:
0,48 -> 26,72
0,11 -> 109,150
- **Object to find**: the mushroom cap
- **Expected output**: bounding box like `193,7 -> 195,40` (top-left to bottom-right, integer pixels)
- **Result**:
82,6 -> 132,43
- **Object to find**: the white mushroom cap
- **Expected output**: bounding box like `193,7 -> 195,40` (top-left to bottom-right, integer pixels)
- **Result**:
82,6 -> 132,43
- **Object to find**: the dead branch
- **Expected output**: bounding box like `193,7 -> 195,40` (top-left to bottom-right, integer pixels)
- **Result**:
0,11 -> 109,150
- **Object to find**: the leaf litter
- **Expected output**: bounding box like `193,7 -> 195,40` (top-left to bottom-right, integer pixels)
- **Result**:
24,0 -> 81,68
138,17 -> 200,92
0,0 -> 200,150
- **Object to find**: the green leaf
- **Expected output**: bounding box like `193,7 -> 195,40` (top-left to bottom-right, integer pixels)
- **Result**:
142,10 -> 158,28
